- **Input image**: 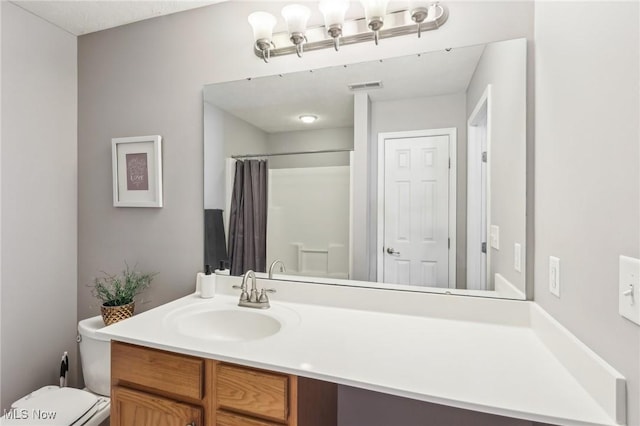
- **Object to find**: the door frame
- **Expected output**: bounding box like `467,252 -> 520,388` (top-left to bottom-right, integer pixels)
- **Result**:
467,85 -> 492,290
376,128 -> 457,287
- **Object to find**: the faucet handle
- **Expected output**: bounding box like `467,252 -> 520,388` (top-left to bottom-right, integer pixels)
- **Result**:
258,288 -> 276,304
233,285 -> 249,302
258,288 -> 276,303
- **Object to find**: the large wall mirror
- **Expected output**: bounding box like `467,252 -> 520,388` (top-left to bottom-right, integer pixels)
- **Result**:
204,38 -> 527,300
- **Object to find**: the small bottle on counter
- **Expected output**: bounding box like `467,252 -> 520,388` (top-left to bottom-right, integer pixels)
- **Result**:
214,260 -> 226,274
200,264 -> 216,298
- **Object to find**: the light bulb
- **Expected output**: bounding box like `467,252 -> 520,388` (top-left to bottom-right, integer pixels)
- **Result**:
319,0 -> 349,28
248,11 -> 277,61
299,115 -> 318,124
359,0 -> 389,44
359,0 -> 389,22
281,4 -> 311,35
319,0 -> 349,49
247,11 -> 277,42
281,4 -> 311,57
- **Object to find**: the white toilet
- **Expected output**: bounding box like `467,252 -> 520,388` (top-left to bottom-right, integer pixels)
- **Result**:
0,316 -> 111,425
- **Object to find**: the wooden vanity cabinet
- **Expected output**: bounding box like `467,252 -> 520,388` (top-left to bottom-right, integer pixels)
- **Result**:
110,341 -> 337,426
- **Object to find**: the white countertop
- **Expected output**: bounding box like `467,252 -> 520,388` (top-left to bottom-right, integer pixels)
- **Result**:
97,277 -> 624,426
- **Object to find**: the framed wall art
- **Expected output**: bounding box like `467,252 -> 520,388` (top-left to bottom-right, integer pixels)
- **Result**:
112,135 -> 163,207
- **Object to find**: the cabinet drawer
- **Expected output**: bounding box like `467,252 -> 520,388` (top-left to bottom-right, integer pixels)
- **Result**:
112,386 -> 203,426
112,341 -> 204,400
216,363 -> 288,423
217,410 -> 281,426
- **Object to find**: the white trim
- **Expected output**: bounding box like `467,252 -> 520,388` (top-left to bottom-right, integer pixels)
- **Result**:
530,303 -> 626,425
494,273 -> 525,300
349,151 -> 354,280
467,85 -> 492,289
224,158 -> 237,248
111,135 -> 163,208
376,128 -> 457,288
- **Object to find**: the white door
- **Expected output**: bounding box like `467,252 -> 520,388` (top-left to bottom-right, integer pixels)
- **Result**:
383,135 -> 450,287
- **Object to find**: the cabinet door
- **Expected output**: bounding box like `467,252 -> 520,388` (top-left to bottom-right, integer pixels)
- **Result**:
112,386 -> 203,426
216,363 -> 289,423
216,410 -> 282,426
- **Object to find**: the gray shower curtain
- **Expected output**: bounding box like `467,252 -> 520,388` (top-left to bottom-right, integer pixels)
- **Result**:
228,159 -> 268,276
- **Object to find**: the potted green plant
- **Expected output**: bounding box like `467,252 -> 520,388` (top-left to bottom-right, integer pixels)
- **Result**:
92,263 -> 156,325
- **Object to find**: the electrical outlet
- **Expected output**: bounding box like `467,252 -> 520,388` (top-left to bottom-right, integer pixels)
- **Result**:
514,243 -> 522,272
619,255 -> 640,325
490,225 -> 500,250
549,256 -> 560,297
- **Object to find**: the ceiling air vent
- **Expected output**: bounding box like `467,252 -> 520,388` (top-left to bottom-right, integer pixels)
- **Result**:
347,81 -> 383,91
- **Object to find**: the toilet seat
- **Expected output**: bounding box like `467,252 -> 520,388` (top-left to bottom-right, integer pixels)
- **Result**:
0,386 -> 109,425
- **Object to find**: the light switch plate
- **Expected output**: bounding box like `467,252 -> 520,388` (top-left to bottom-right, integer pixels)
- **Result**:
619,255 -> 640,325
490,225 -> 500,250
549,256 -> 560,298
514,243 -> 522,272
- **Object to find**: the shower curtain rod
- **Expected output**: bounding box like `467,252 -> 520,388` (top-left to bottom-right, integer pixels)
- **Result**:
231,149 -> 352,160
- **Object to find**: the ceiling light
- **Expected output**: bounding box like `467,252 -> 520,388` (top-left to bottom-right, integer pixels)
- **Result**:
299,115 -> 318,124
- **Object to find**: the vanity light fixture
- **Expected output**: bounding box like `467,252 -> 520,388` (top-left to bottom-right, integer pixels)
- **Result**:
281,4 -> 311,57
248,2 -> 448,61
360,0 -> 389,45
319,0 -> 350,51
409,0 -> 428,37
248,11 -> 277,62
299,115 -> 318,124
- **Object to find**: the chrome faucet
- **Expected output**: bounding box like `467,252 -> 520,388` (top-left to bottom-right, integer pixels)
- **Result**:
233,270 -> 276,309
268,260 -> 286,279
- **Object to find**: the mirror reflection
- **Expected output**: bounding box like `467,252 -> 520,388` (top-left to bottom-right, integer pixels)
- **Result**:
204,37 -> 527,299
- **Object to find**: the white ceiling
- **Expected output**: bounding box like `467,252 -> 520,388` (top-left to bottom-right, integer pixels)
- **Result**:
204,44 -> 485,133
12,0 -> 222,35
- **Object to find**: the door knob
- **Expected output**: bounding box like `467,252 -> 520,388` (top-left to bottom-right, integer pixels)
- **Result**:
386,247 -> 400,255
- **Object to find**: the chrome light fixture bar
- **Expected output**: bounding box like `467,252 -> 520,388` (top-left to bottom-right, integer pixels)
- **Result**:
251,3 -> 447,60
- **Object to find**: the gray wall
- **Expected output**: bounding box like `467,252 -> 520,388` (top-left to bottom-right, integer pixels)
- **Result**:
370,92 -> 468,287
204,103 -> 268,210
466,38 -> 527,294
534,2 -> 640,425
1,2 -> 77,410
266,127 -> 353,169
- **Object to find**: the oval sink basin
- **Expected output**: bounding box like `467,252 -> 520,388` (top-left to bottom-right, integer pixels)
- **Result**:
174,309 -> 282,341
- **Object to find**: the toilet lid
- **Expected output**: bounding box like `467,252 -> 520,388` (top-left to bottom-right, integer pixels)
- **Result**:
1,386 -> 98,425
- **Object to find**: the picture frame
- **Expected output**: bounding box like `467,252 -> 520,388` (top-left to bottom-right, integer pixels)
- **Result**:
111,135 -> 163,208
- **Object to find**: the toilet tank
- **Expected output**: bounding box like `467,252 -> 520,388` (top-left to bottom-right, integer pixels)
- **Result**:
78,316 -> 111,396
